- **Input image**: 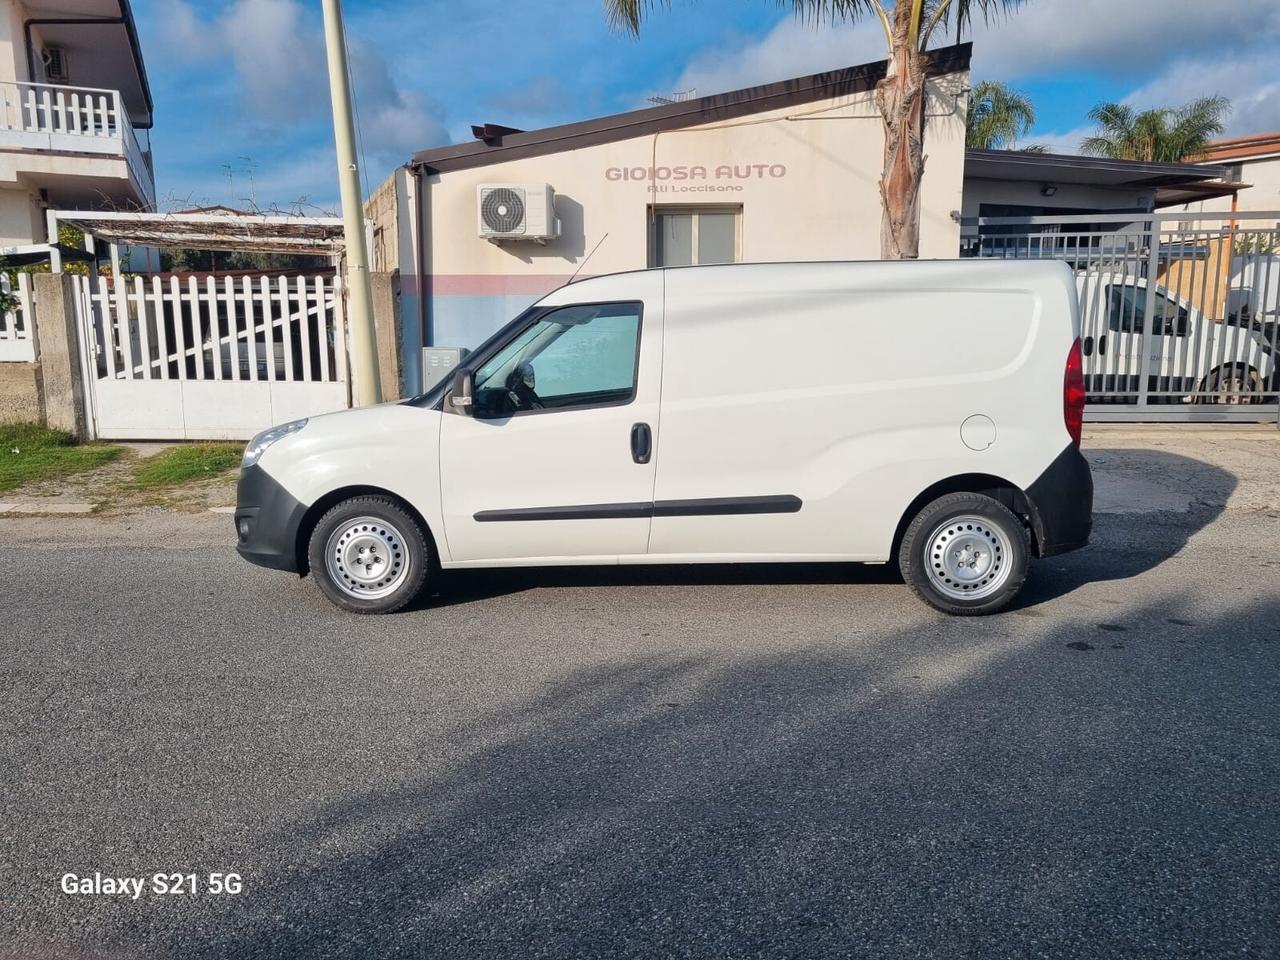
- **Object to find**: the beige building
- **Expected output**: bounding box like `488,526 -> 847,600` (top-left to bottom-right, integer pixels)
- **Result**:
374,46 -> 972,392
1196,132 -> 1280,216
0,0 -> 153,247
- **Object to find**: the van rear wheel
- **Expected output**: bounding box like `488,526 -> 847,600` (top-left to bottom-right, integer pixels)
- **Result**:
308,496 -> 431,614
898,492 -> 1029,616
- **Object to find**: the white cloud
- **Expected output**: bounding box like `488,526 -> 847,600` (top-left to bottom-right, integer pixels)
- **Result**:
969,0 -> 1280,80
668,17 -> 885,99
666,0 -> 1280,99
1122,54 -> 1280,137
664,0 -> 1280,159
163,0 -> 448,156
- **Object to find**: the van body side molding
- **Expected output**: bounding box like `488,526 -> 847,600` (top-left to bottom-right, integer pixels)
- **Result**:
474,495 -> 802,523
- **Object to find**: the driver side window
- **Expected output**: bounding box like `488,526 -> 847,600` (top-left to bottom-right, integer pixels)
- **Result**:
472,302 -> 642,417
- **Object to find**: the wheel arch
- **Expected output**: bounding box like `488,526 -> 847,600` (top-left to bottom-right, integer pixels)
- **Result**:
294,485 -> 440,576
892,473 -> 1045,560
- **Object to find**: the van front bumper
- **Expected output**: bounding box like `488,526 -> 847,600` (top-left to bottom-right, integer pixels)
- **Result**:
1026,444 -> 1093,557
234,464 -> 307,573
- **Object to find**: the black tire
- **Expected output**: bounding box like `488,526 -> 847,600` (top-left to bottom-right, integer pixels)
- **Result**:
898,492 -> 1030,616
1197,365 -> 1261,404
307,496 -> 431,614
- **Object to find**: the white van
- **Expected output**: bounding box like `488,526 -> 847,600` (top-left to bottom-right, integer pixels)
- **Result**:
1077,275 -> 1277,402
234,260 -> 1092,616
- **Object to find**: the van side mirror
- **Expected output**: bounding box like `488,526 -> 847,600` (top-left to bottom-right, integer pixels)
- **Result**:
448,368 -> 474,416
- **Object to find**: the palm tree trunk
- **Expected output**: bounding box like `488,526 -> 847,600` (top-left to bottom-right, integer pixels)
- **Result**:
875,9 -> 927,260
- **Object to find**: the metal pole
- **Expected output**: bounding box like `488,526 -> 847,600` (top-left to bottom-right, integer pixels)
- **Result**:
321,0 -> 381,406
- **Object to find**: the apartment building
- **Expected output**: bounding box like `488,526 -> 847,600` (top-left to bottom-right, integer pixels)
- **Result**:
0,0 -> 153,247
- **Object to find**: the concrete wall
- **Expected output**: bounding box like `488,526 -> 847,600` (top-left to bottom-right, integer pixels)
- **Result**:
0,358 -> 42,423
394,72 -> 969,390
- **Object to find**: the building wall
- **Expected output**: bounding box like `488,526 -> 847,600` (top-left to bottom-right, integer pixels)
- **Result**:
0,182 -> 43,245
401,73 -> 968,388
1228,154 -> 1280,215
1177,153 -> 1280,217
0,1 -> 31,84
961,179 -> 1156,218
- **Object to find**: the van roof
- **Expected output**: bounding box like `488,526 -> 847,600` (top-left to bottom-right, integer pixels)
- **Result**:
566,258 -> 1072,285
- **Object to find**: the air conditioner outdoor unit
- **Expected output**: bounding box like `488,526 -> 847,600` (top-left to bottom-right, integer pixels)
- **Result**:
42,47 -> 70,84
477,183 -> 560,242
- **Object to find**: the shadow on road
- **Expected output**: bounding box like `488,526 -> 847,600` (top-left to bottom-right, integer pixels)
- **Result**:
122,593 -> 1278,959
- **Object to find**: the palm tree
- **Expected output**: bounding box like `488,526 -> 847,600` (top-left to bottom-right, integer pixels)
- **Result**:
966,79 -> 1037,150
1079,96 -> 1230,163
607,0 -> 1027,259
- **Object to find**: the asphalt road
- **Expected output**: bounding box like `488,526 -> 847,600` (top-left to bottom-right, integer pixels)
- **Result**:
2,442 -> 1279,959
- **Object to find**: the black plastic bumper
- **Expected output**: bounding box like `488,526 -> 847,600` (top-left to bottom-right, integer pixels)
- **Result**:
1026,444 -> 1093,557
234,464 -> 308,573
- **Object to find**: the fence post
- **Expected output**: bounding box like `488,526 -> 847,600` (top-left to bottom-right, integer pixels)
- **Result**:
1134,220 -> 1162,413
31,273 -> 88,437
370,271 -> 401,401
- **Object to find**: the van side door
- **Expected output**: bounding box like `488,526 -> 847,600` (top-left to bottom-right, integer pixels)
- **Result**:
438,281 -> 663,564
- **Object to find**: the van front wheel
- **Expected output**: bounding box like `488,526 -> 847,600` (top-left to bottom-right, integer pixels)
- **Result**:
307,496 -> 431,614
898,492 -> 1029,616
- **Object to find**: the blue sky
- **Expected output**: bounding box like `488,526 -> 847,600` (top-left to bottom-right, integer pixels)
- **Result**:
132,0 -> 1280,214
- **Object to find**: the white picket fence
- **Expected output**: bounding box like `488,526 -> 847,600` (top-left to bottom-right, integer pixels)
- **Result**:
73,272 -> 351,440
0,272 -> 35,362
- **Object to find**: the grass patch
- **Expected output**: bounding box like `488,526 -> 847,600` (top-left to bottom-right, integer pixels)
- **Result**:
131,442 -> 244,489
0,423 -> 122,493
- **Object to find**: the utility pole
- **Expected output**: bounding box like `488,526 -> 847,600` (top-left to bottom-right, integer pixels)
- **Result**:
321,0 -> 381,405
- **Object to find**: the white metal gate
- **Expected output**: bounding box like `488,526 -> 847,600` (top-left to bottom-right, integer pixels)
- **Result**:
964,210 -> 1280,422
73,272 -> 351,440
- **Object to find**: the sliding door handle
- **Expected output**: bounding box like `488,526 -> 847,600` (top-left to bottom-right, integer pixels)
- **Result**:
630,422 -> 652,464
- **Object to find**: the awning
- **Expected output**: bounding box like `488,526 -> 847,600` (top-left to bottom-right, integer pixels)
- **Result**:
49,210 -> 345,256
0,242 -> 95,265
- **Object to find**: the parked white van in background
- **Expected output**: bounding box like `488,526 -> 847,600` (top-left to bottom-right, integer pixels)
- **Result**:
234,260 -> 1093,616
1077,274 -> 1278,402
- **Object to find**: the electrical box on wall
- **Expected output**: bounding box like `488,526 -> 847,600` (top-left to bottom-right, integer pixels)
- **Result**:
421,347 -> 470,391
477,184 -> 561,243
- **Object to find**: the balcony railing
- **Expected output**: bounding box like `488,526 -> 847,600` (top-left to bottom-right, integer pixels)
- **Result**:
0,80 -> 154,208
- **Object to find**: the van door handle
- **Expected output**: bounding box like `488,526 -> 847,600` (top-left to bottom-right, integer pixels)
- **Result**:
630,422 -> 651,464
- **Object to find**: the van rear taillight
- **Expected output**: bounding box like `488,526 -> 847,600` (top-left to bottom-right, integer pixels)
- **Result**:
1064,337 -> 1086,446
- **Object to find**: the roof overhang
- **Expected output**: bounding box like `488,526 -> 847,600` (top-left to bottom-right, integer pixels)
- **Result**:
23,0 -> 152,127
965,148 -> 1229,189
412,43 -> 972,176
50,211 -> 345,255
1199,132 -> 1280,163
1155,180 -> 1251,208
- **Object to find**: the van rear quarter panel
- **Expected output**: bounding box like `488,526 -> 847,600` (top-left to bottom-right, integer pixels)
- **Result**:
650,261 -> 1077,560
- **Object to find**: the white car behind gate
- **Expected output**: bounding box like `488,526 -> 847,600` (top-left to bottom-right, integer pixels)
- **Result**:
1077,275 -> 1278,403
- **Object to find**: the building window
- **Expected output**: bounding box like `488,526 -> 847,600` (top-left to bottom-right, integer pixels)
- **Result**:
649,206 -> 741,267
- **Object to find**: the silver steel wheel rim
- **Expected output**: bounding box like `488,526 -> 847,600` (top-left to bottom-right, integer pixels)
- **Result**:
325,516 -> 411,601
924,514 -> 1013,602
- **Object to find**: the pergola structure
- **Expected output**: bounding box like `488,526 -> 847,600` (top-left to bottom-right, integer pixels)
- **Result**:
45,208 -> 346,271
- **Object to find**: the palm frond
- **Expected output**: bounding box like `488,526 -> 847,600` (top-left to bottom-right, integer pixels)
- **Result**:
966,79 -> 1037,150
1081,97 -> 1230,162
923,0 -> 1026,48
785,0 -> 888,25
603,0 -> 670,34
